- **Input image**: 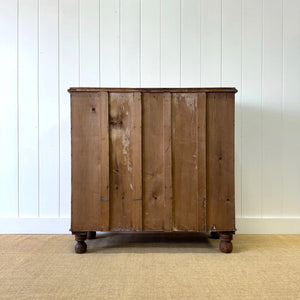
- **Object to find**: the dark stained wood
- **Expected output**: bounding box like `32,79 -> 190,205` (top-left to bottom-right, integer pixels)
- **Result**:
109,92 -> 142,231
87,231 -> 96,239
71,92 -> 109,232
172,93 -> 206,231
142,93 -> 172,231
206,92 -> 235,232
74,232 -> 87,254
197,93 -> 207,231
69,87 -> 238,93
219,233 -> 233,253
209,232 -> 220,239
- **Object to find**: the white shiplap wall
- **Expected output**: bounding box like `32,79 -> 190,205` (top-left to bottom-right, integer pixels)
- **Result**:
1,0 -> 300,234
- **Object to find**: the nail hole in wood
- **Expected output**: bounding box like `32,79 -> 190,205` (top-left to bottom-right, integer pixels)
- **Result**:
92,107 -> 96,112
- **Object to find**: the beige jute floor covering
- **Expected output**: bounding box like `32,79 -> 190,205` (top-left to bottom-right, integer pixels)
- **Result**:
0,233 -> 299,299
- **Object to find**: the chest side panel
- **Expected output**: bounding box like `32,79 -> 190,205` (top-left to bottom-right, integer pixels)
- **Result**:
71,92 -> 109,231
206,92 -> 235,232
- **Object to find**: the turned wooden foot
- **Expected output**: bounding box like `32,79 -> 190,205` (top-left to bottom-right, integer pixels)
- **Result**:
75,232 -> 87,254
209,232 -> 220,239
87,231 -> 96,240
219,233 -> 233,253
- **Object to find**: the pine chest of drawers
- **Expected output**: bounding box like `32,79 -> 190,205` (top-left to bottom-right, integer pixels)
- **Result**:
69,88 -> 237,253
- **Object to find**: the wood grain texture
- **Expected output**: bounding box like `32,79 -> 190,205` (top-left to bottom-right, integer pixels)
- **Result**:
142,93 -> 172,231
206,92 -> 235,232
172,93 -> 206,231
71,92 -> 109,231
69,87 -> 238,93
109,92 -> 142,231
99,92 -> 110,230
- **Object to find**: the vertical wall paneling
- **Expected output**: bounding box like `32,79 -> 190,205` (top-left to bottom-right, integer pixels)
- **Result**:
201,0 -> 222,87
59,0 -> 79,217
181,0 -> 200,87
79,0 -> 99,86
262,0 -> 283,217
18,0 -> 39,216
141,0 -> 161,87
161,0 -> 180,87
0,0 -> 18,216
241,0 -> 262,217
222,0 -> 242,217
100,0 -> 120,87
120,0 -> 140,87
1,0 -> 300,232
283,0 -> 300,216
39,0 -> 59,216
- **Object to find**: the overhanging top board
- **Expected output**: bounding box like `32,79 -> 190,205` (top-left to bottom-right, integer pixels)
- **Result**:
68,87 -> 238,93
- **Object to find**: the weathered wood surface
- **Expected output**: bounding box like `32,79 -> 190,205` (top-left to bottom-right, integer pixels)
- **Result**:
71,92 -> 109,231
206,92 -> 235,232
70,89 -> 236,235
109,92 -> 142,231
172,93 -> 206,231
142,93 -> 172,231
99,92 -> 110,230
69,87 -> 237,93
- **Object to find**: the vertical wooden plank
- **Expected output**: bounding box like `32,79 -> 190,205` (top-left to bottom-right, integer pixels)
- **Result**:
99,92 -> 110,230
283,0 -> 300,216
0,0 -> 18,216
197,94 -> 207,232
120,0 -> 140,87
71,92 -> 109,231
18,0 -> 39,216
262,0 -> 283,217
161,0 -> 180,87
39,0 -> 59,217
222,0 -> 242,218
131,93 -> 142,229
181,0 -> 201,87
59,0 -> 79,217
206,93 -> 235,232
141,0 -> 160,87
172,93 -> 206,231
109,92 -> 142,231
201,0 -> 222,86
242,0 -> 262,217
143,93 -> 172,231
79,0 -> 99,86
100,0 -> 120,87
